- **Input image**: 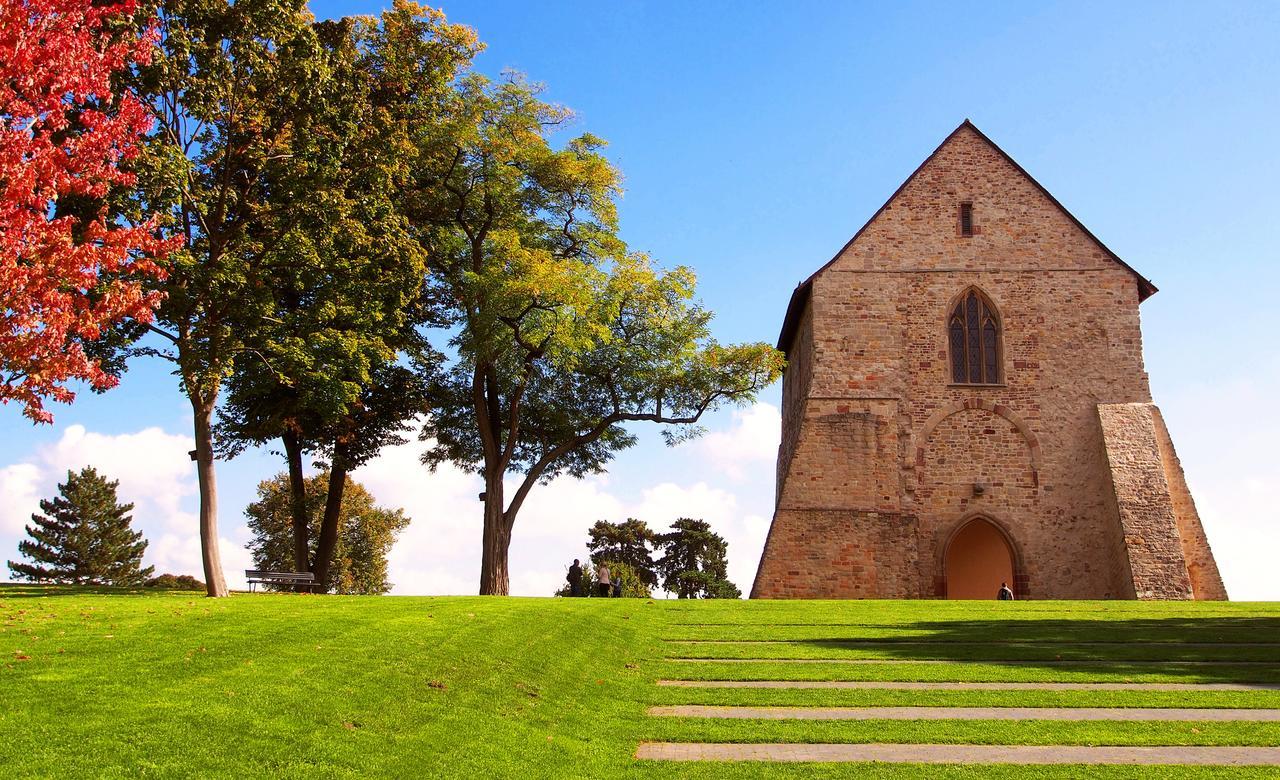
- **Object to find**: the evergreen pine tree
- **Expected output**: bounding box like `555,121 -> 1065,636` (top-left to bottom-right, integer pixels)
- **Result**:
6,467 -> 154,585
654,518 -> 741,599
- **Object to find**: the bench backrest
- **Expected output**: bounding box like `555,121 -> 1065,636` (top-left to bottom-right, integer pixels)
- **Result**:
245,570 -> 315,581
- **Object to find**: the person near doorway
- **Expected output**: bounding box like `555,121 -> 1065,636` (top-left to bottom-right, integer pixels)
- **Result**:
997,581 -> 1014,600
596,563 -> 611,597
567,559 -> 583,597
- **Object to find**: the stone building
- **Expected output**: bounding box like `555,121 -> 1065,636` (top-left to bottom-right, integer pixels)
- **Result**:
751,121 -> 1226,600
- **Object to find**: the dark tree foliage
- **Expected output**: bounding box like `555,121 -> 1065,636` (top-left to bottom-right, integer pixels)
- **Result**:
7,467 -> 154,585
244,472 -> 409,595
410,73 -> 784,595
586,518 -> 658,588
145,573 -> 205,590
654,518 -> 740,599
213,2 -> 475,591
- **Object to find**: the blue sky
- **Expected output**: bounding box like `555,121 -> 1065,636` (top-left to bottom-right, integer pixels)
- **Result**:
3,1 -> 1278,597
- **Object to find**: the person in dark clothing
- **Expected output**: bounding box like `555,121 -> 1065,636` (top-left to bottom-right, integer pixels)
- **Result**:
997,581 -> 1014,600
611,579 -> 622,598
567,559 -> 583,597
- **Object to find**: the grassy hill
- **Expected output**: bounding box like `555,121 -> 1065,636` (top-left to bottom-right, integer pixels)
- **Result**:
2,586 -> 1278,778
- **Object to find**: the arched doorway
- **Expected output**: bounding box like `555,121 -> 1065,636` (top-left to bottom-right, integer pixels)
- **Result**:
944,517 -> 1015,600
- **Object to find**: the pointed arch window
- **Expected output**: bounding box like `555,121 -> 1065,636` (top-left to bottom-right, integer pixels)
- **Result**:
948,289 -> 1002,384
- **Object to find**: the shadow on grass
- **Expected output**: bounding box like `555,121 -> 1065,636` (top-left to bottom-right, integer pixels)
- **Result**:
761,618 -> 1280,683
0,583 -> 197,599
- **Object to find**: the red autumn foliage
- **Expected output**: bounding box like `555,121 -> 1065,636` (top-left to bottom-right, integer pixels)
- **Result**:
1,0 -> 171,423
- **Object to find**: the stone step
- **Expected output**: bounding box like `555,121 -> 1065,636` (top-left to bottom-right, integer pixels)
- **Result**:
647,705 -> 1280,721
656,680 -> 1280,691
635,743 -> 1280,765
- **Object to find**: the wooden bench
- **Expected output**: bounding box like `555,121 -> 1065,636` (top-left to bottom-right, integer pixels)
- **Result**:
245,569 -> 315,593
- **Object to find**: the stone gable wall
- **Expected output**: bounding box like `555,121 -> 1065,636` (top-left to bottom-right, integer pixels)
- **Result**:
753,125 -> 1222,600
1097,403 -> 1195,599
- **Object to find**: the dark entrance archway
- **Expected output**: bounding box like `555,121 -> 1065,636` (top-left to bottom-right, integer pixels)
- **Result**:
943,516 -> 1015,600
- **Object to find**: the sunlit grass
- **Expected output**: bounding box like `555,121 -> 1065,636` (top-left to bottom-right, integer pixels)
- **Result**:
2,586 -> 1277,777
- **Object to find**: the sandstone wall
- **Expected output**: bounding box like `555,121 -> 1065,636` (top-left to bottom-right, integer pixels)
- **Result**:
754,124 -> 1218,600
1097,403 -> 1195,599
751,509 -> 920,598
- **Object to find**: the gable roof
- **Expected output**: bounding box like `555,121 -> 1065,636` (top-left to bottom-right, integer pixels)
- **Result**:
776,119 -> 1158,355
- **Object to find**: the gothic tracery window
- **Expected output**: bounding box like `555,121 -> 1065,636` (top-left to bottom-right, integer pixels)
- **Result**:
948,289 -> 1002,384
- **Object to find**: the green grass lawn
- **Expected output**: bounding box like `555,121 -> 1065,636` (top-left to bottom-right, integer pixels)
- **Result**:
2,586 -> 1278,778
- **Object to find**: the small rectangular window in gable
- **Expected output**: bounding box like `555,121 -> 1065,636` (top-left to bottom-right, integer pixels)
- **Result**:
960,202 -> 974,237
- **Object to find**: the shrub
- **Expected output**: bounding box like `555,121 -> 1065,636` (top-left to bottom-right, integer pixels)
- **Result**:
554,559 -> 651,598
145,573 -> 206,591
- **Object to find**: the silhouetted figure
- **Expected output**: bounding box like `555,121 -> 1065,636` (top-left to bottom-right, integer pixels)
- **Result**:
596,563 -> 612,597
997,581 -> 1014,601
568,559 -> 583,597
612,579 -> 622,598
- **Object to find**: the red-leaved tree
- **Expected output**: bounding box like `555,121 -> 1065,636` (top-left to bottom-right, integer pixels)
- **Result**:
0,0 -> 169,423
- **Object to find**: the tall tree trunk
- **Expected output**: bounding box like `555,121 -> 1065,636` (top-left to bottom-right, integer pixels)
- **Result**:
191,393 -> 228,597
312,446 -> 348,593
478,472 -> 510,595
281,430 -> 310,574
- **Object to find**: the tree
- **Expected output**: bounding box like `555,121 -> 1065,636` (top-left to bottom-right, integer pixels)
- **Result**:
0,0 -> 171,423
654,518 -> 740,599
244,471 -> 409,595
412,74 -> 784,595
119,0 -> 411,596
586,519 -> 657,589
7,467 -> 154,585
211,3 -> 477,591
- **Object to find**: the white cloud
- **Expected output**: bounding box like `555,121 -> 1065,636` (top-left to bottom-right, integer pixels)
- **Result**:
631,481 -> 769,596
0,463 -> 42,534
37,424 -> 197,533
350,416 -> 775,597
354,438 -> 482,596
0,423 -> 251,587
695,403 -> 780,479
11,390 -> 1264,603
1156,363 -> 1280,602
2,405 -> 781,598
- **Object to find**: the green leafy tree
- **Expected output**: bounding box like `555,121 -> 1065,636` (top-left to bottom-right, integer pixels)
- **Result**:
7,467 -> 154,585
213,3 -> 477,591
586,519 -> 657,589
244,472 -> 409,595
119,0 -> 460,596
411,74 -> 784,595
654,518 -> 740,599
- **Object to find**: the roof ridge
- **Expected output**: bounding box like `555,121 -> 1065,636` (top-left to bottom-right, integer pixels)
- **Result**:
776,120 -> 1157,354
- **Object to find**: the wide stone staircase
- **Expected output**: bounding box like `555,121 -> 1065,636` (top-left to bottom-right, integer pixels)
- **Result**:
635,602 -> 1280,770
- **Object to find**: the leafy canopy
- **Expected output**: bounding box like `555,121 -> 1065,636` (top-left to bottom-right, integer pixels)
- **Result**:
0,0 -> 171,423
245,472 -> 410,595
654,517 -> 741,599
586,519 -> 658,588
415,72 -> 784,485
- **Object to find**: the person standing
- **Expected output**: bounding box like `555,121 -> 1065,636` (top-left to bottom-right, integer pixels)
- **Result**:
997,581 -> 1014,600
596,563 -> 611,597
567,559 -> 583,597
